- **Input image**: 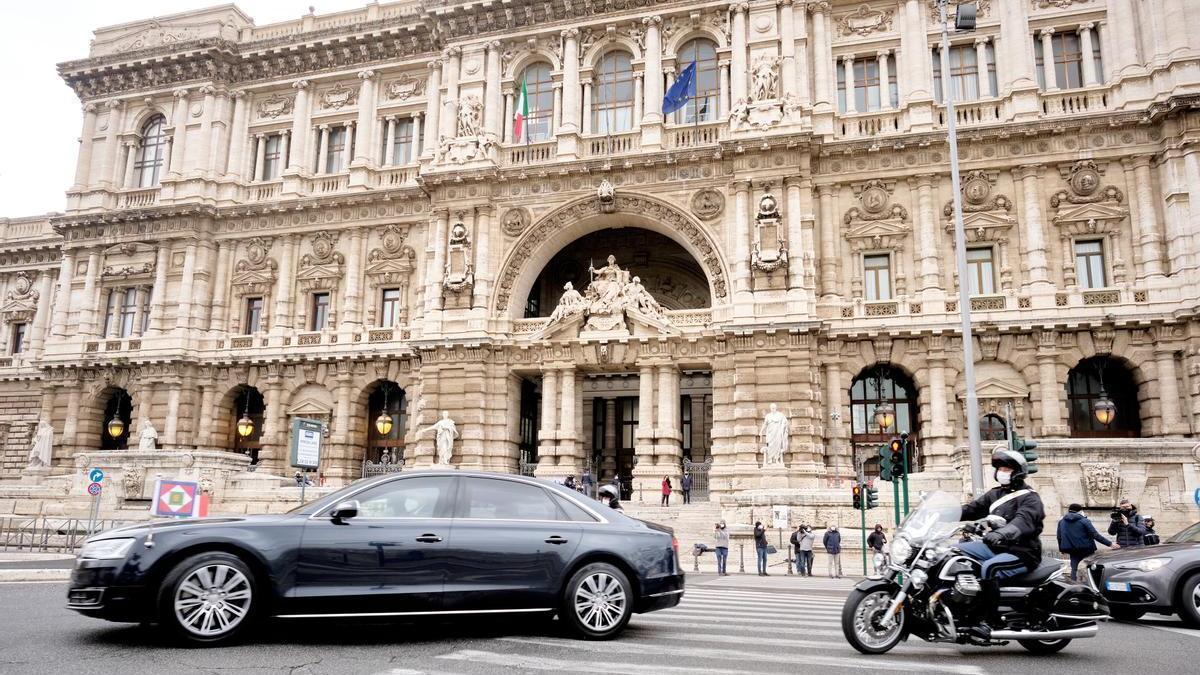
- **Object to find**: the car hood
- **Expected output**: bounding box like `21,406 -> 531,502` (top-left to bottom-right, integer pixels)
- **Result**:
92,514 -> 290,540
1087,542 -> 1199,564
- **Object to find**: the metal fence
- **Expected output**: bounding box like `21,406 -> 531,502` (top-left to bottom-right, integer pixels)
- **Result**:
0,517 -> 134,553
362,454 -> 405,478
683,456 -> 714,501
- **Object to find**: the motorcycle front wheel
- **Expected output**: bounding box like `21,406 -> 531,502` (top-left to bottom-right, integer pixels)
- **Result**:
842,588 -> 906,654
1017,637 -> 1072,654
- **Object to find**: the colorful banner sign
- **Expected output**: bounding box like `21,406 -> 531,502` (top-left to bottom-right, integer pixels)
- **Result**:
151,479 -> 208,518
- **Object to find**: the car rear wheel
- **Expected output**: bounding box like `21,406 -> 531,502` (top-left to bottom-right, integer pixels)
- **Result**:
1018,638 -> 1072,654
560,562 -> 633,640
159,552 -> 258,645
1179,573 -> 1200,628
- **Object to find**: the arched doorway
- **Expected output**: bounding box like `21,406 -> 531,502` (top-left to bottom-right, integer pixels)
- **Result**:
230,386 -> 265,463
980,413 -> 1007,441
1067,356 -> 1141,437
850,364 -> 919,475
366,381 -> 407,463
523,229 -> 712,317
99,388 -> 132,450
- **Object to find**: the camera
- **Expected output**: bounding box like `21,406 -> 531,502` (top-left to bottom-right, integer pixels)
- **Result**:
1110,511 -> 1123,521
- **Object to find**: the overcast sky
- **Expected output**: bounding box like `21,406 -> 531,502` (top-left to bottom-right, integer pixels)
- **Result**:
0,1 -> 369,218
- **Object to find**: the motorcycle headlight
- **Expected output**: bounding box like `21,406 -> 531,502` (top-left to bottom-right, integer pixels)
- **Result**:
79,538 -> 135,560
1116,557 -> 1169,573
890,536 -> 913,562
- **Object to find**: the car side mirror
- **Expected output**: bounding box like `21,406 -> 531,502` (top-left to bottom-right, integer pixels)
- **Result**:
330,500 -> 359,521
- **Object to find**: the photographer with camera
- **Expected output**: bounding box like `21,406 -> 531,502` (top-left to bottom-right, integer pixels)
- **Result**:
1107,498 -> 1149,548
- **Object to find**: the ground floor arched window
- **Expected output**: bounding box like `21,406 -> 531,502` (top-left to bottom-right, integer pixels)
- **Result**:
850,364 -> 919,475
100,388 -> 132,450
1067,356 -> 1141,438
980,413 -> 1007,441
231,386 -> 265,463
366,381 -> 406,463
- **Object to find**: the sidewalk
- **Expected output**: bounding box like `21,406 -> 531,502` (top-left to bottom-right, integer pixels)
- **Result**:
0,552 -> 74,582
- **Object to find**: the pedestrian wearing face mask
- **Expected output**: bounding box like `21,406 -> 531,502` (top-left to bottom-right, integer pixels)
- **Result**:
713,521 -> 730,576
823,524 -> 843,578
794,525 -> 815,577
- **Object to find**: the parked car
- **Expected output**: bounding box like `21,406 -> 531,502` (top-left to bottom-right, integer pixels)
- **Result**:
67,471 -> 684,644
1082,520 -> 1200,625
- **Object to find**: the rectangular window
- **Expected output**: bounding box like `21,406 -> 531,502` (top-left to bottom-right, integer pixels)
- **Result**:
380,288 -> 401,327
244,297 -> 263,335
864,254 -> 892,301
966,247 -> 996,295
324,127 -> 348,173
1075,240 -> 1107,289
618,397 -> 638,450
10,322 -> 27,354
592,398 -> 606,452
119,287 -> 137,338
680,395 -> 692,457
262,134 -> 283,180
933,45 -> 990,103
311,292 -> 330,331
1036,33 -> 1085,89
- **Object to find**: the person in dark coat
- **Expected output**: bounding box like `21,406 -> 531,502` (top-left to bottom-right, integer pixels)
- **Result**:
754,521 -> 769,576
681,473 -> 693,504
1057,503 -> 1118,580
1142,517 -> 1161,546
823,525 -> 843,578
867,524 -> 887,552
1108,499 -> 1149,547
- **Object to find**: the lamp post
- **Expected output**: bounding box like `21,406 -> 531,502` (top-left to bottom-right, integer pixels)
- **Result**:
939,0 -> 985,496
375,384 -> 394,436
106,391 -> 127,440
874,402 -> 895,433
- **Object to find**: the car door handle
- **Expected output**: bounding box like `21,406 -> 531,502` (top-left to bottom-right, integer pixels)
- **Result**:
415,534 -> 443,543
545,536 -> 570,545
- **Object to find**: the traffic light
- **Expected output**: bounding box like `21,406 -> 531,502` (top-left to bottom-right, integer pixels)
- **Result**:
878,444 -> 894,481
865,484 -> 879,509
1011,433 -> 1039,475
889,436 -> 906,479
852,483 -> 862,509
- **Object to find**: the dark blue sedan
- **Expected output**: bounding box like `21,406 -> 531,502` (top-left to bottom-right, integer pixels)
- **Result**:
67,471 -> 684,644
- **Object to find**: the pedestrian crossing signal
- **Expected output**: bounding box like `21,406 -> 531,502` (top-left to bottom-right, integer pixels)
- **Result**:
852,483 -> 862,509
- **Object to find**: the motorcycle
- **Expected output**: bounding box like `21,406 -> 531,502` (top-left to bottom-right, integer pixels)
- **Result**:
842,491 -> 1108,655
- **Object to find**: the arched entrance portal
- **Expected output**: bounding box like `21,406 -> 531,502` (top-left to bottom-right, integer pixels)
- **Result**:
524,229 -> 712,317
99,387 -> 132,450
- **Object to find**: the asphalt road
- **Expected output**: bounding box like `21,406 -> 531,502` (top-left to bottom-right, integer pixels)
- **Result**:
1,577 -> 1197,674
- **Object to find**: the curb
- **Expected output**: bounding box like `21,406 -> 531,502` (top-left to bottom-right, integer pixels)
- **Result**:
0,569 -> 71,582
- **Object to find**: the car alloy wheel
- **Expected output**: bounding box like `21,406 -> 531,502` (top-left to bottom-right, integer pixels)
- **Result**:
173,563 -> 252,638
574,571 -> 627,632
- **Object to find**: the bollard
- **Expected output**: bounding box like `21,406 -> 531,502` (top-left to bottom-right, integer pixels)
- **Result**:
738,543 -> 745,573
693,552 -> 700,573
787,544 -> 794,575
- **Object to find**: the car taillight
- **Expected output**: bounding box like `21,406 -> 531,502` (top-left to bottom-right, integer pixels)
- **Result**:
672,537 -> 679,555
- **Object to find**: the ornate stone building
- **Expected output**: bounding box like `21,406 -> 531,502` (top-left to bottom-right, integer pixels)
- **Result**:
2,0 -> 1200,529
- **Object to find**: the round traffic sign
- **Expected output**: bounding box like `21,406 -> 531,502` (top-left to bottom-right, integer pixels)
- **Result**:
87,482 -> 102,496
88,468 -> 104,483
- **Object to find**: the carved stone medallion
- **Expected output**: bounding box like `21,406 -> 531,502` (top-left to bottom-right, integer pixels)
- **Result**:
963,171 -> 992,206
1069,160 -> 1102,199
860,180 -> 891,216
502,208 -> 531,236
380,224 -> 408,255
690,189 -> 725,220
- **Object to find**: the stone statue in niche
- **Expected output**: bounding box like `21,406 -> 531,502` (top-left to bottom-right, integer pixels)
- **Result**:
759,404 -> 790,468
421,411 -> 459,465
139,419 -> 158,451
548,282 -> 586,322
751,55 -> 780,103
542,255 -> 674,338
26,420 -> 54,468
457,95 -> 483,137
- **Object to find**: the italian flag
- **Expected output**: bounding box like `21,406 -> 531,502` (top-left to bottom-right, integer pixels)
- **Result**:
513,76 -> 530,142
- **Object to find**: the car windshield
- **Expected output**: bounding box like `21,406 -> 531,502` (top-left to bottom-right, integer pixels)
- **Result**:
1167,522 -> 1200,544
897,490 -> 963,545
285,478 -> 376,514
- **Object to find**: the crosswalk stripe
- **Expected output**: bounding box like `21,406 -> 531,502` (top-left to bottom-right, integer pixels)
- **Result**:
618,627 -> 969,657
633,616 -> 845,636
496,636 -> 985,674
659,607 -> 843,622
680,595 -> 846,609
437,648 -> 760,674
685,587 -> 853,600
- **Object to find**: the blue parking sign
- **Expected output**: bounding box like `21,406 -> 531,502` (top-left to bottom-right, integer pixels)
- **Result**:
89,468 -> 104,483
1194,487 -> 1200,507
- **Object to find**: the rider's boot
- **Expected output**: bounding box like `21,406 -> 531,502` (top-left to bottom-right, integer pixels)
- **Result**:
962,578 -> 1000,640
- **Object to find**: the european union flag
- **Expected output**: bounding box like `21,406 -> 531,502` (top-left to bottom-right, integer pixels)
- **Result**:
662,61 -> 697,116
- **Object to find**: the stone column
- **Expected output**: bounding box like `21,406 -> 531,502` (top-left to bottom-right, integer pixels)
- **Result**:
340,121 -> 355,169
927,354 -> 949,455
122,141 -> 138,188
261,378 -> 282,465
636,365 -> 656,491
29,270 -> 53,353
225,90 -> 248,179
730,3 -> 748,105
485,41 -> 503,140
382,117 -> 396,165
165,384 -> 182,446
559,366 -> 578,463
553,83 -> 563,130
147,243 -> 171,334
633,75 -> 644,124
196,385 -> 215,448
287,80 -> 310,173
175,241 -> 198,331
559,30 -> 581,135
167,89 -> 189,177
817,185 -> 838,298
719,61 -> 731,116
252,134 -> 266,181
914,175 -> 941,293
809,2 -> 832,112
472,205 -> 493,308
50,250 -> 76,337
63,389 -> 81,449
130,285 -> 149,337
779,0 -> 797,101
105,289 -> 122,338
80,249 -> 101,337
98,100 -> 124,188
341,229 -> 364,329
1040,30 -> 1059,90
209,241 -> 234,332
73,103 -> 99,188
1156,345 -> 1185,434
423,60 -> 442,157
1015,166 -> 1050,287
842,55 -> 856,114
1128,156 -> 1166,279
1036,337 -> 1067,436
784,176 -> 805,291
278,131 -> 290,174
732,180 -> 752,302
315,125 -> 330,174
656,364 -> 680,465
425,209 -> 449,313
642,16 -> 664,128
999,0 -> 1037,93
274,235 -> 296,330
440,47 -> 462,140
539,369 -> 559,467
581,81 -> 593,135
1104,0 -> 1142,81
974,38 -> 992,97
503,92 -> 514,144
603,398 -> 618,479
824,361 -> 849,471
877,50 -> 892,109
901,0 -> 931,101
411,113 -> 422,160
194,85 -> 216,174
333,375 -> 353,445
353,70 -> 377,166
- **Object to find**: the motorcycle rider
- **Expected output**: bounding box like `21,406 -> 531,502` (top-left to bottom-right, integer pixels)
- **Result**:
957,447 -> 1046,638
598,484 -> 623,512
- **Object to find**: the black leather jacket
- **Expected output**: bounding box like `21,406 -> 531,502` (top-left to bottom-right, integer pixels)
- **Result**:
961,482 -> 1046,567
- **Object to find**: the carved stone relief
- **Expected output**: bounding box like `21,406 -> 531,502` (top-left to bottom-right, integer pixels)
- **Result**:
1081,462 -> 1122,507
319,82 -> 359,110
837,4 -> 896,36
502,208 -> 531,237
256,93 -> 295,119
690,189 -> 725,221
384,73 -> 425,101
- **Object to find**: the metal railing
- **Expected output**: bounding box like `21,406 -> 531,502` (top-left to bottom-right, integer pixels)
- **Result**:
362,453 -> 405,478
0,517 -> 135,552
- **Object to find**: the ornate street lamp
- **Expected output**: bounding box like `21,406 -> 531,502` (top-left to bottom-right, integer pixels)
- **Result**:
1093,393 -> 1116,427
375,384 -> 394,436
874,402 -> 896,433
106,391 -> 127,439
236,391 -> 255,438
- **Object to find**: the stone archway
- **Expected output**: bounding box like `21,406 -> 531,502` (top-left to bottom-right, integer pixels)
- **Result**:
494,192 -> 730,317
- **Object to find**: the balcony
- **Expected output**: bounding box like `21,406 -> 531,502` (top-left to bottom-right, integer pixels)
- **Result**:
583,131 -> 640,158
308,172 -> 349,195
667,122 -> 727,149
504,141 -> 556,166
834,109 -> 904,139
1041,88 -> 1110,118
374,166 -> 418,188
118,187 -> 160,209
935,100 -> 1003,129
247,180 -> 282,202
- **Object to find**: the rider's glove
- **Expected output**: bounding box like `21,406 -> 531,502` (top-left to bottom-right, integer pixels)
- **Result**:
983,530 -> 1005,548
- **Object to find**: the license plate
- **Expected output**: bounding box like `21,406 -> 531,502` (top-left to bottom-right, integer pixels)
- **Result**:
1106,581 -> 1131,592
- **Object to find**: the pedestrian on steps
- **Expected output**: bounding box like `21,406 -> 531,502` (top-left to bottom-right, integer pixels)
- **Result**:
824,524 -> 843,578
714,521 -> 730,576
681,473 -> 692,504
661,476 -> 672,506
754,521 -> 769,576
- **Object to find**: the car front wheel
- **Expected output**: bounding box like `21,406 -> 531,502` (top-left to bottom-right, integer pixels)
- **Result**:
560,562 -> 633,640
159,552 -> 258,645
1180,573 -> 1200,627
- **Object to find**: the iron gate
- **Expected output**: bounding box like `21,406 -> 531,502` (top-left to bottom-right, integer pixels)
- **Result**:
683,456 -> 713,501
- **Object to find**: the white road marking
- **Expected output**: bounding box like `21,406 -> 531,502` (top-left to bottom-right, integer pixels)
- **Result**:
437,648 -> 761,674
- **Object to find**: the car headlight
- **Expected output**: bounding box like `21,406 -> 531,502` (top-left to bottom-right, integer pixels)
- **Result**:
890,536 -> 912,562
79,538 -> 135,560
1115,557 -> 1169,573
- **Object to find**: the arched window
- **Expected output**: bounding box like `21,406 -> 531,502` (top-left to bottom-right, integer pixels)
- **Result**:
675,38 -> 719,123
980,413 -> 1007,441
367,382 -> 407,463
593,52 -> 635,134
1067,357 -> 1141,438
518,62 -> 555,142
100,388 -> 132,450
850,365 -> 920,475
231,386 -> 266,463
135,115 -> 167,188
